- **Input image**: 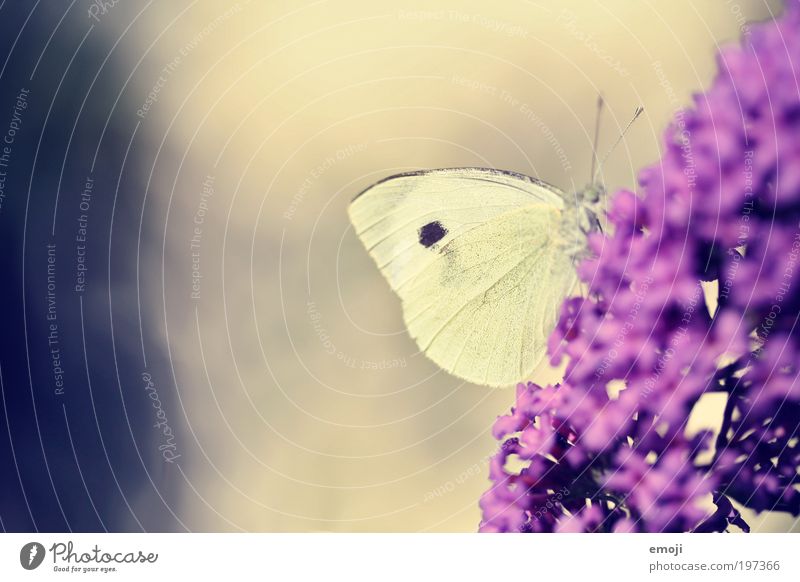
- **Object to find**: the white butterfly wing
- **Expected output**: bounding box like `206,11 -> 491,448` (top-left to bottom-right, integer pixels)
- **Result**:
348,168 -> 577,387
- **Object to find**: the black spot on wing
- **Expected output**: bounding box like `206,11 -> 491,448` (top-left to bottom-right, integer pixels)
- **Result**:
418,221 -> 448,248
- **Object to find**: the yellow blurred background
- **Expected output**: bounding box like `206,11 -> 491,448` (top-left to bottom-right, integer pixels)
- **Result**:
123,0 -> 793,531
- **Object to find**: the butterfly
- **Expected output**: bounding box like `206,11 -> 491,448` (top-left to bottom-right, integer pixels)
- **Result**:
348,102 -> 642,387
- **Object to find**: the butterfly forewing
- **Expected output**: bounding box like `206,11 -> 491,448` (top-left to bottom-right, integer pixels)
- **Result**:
348,168 -> 576,387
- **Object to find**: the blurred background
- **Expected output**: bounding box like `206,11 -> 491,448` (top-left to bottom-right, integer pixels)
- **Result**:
0,0 -> 792,532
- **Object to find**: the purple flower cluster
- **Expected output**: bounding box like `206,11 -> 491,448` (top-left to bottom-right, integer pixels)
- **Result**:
480,2 -> 800,533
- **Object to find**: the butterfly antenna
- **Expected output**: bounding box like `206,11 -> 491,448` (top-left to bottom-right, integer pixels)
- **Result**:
592,106 -> 644,184
589,94 -> 604,183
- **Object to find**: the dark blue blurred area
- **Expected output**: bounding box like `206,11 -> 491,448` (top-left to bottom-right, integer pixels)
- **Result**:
0,3 -> 181,532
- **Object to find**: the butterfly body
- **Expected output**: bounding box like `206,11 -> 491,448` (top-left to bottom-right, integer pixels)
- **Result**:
349,167 -> 603,387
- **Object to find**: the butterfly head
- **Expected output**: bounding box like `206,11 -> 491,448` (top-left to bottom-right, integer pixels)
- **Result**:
574,183 -> 605,234
577,182 -> 605,210
583,183 -> 603,203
